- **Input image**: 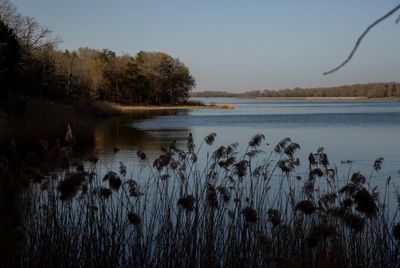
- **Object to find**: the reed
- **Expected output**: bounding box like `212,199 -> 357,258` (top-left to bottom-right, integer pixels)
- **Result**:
1,131 -> 399,267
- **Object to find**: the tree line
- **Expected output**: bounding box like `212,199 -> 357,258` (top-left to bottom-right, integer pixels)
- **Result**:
241,83 -> 400,98
192,82 -> 400,98
0,0 -> 195,104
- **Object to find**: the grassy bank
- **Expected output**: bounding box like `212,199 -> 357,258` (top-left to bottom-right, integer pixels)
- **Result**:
91,100 -> 234,113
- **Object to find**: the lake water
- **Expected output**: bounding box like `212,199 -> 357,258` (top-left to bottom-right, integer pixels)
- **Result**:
93,98 -> 400,183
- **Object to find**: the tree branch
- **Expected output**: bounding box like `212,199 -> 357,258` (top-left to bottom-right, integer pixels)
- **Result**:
324,4 -> 400,75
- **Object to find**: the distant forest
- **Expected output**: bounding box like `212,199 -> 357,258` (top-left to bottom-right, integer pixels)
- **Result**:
0,0 -> 195,104
192,82 -> 400,98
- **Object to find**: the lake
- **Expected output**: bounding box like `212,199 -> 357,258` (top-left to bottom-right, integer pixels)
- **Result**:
93,98 -> 400,184
20,97 -> 400,267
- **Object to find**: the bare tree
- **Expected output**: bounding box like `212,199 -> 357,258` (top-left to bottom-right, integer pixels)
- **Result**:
0,0 -> 60,51
0,0 -> 19,23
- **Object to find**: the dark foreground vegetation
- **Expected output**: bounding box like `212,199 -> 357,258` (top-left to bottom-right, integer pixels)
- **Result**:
1,127 -> 400,267
0,0 -> 195,105
192,82 -> 400,98
2,1 -> 400,267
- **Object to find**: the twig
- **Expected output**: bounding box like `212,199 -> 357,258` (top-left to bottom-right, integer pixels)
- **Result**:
324,4 -> 400,75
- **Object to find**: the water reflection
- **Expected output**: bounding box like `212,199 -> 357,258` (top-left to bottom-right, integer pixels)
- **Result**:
88,99 -> 400,211
93,99 -> 400,178
94,110 -> 191,158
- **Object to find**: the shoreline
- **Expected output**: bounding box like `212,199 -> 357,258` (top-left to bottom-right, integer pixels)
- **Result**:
94,101 -> 234,113
118,103 -> 234,111
250,96 -> 370,100
193,96 -> 400,101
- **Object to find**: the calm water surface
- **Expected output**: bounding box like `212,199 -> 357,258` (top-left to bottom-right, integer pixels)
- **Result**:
94,98 -> 400,181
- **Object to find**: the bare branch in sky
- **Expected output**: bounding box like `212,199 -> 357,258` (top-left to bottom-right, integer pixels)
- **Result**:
324,4 -> 400,75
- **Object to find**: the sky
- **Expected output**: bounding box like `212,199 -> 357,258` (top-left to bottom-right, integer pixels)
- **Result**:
11,0 -> 400,92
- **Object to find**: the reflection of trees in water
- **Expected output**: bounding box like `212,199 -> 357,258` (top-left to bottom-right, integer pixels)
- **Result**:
94,110 -> 190,155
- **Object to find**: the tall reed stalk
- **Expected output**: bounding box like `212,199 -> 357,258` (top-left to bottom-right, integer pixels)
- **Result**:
1,132 -> 400,267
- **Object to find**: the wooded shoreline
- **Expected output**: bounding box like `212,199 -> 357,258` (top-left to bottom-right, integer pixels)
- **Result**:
191,82 -> 400,99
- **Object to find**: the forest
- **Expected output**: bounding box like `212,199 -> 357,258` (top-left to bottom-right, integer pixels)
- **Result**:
192,82 -> 400,98
0,0 -> 195,105
241,83 -> 400,98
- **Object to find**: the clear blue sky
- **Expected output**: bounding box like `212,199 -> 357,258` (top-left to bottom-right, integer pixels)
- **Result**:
11,0 -> 400,92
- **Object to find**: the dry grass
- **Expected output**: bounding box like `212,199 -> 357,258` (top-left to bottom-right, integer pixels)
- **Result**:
0,97 -> 100,155
1,132 -> 399,267
96,100 -> 234,112
81,100 -> 123,116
